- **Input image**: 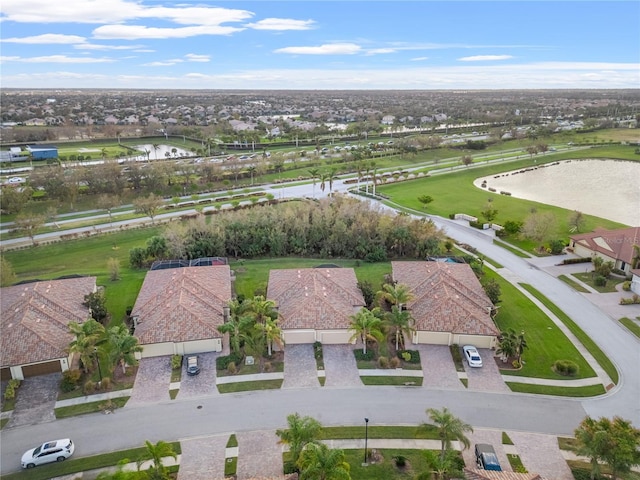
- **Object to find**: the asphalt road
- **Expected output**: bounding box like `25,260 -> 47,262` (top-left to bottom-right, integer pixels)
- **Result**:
1,169 -> 638,474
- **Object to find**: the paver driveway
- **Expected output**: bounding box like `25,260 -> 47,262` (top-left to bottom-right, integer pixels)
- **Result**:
282,344 -> 319,389
417,345 -> 464,390
508,431 -> 574,480
236,430 -> 284,480
321,345 -> 362,387
462,428 -> 511,472
126,356 -> 171,406
6,373 -> 60,428
177,435 -> 228,480
177,352 -> 220,399
464,348 -> 510,392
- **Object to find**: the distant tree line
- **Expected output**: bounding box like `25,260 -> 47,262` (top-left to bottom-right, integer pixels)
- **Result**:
129,197 -> 445,268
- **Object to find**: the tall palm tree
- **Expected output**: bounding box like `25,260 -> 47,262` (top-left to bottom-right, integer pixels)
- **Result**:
152,143 -> 160,161
247,165 -> 257,185
258,317 -> 284,356
106,324 -> 142,374
246,295 -> 278,325
327,167 -> 338,195
143,440 -> 176,480
308,168 -> 320,198
298,443 -> 351,480
276,413 -> 323,468
424,407 -> 473,461
375,282 -> 413,310
68,319 -> 106,373
348,308 -> 384,355
217,299 -> 253,355
384,305 -> 414,351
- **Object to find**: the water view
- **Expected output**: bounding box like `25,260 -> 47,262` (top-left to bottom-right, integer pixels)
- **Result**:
474,159 -> 640,226
133,144 -> 192,161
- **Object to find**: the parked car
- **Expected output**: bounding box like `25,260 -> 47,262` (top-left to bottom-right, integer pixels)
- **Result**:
186,355 -> 200,376
475,443 -> 502,471
7,177 -> 25,184
463,345 -> 483,368
22,439 -> 74,468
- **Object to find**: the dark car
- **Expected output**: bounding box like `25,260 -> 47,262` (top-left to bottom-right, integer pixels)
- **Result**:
475,443 -> 502,471
186,355 -> 200,376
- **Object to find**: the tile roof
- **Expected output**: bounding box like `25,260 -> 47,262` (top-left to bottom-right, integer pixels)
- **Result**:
267,268 -> 365,330
464,468 -> 543,480
132,266 -> 232,345
391,261 -> 499,336
570,227 -> 640,265
1,277 -> 96,367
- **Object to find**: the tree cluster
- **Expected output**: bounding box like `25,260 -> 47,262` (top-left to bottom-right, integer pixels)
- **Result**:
130,197 -> 444,267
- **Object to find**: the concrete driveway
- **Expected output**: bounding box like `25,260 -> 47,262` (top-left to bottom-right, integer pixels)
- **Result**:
464,348 -> 510,392
177,352 -> 220,399
126,356 -> 171,406
236,430 -> 284,480
462,428 -> 511,472
282,344 -> 320,389
322,345 -> 362,387
508,431 -> 574,480
5,373 -> 60,428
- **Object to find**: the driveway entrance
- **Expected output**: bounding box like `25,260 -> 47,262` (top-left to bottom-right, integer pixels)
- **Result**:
6,373 -> 60,428
127,356 -> 171,406
282,344 -> 319,389
465,349 -> 509,392
322,345 -> 362,387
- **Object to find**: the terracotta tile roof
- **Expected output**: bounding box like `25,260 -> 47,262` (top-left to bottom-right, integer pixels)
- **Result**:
132,266 -> 232,345
464,468 -> 543,480
267,268 -> 365,330
392,261 -> 499,336
570,227 -> 640,265
1,277 -> 96,367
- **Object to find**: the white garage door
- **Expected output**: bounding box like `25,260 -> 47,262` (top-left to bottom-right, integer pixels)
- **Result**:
414,331 -> 451,345
319,330 -> 350,344
284,330 -> 316,344
456,334 -> 494,349
183,338 -> 222,354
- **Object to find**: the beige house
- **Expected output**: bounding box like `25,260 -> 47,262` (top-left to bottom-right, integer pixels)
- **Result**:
1,277 -> 97,380
569,227 -> 640,274
267,267 -> 366,345
132,265 -> 232,358
392,261 -> 499,348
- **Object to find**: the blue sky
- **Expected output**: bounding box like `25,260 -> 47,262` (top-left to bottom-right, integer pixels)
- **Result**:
1,0 -> 639,89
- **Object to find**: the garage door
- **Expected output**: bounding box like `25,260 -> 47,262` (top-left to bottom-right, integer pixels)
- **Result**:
319,331 -> 351,344
0,368 -> 11,381
22,360 -> 62,377
283,330 -> 316,344
414,331 -> 450,345
456,335 -> 493,349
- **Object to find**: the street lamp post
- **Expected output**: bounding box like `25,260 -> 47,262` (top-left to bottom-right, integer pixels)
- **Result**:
363,417 -> 369,466
94,348 -> 103,388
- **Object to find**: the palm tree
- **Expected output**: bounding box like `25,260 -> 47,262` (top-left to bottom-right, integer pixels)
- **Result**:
247,165 -> 257,185
68,319 -> 106,373
500,328 -> 528,364
327,167 -> 338,195
246,295 -> 278,325
152,143 -> 160,161
384,305 -> 414,351
424,407 -> 473,461
258,317 -> 284,356
422,449 -> 463,480
106,324 -> 142,374
276,413 -> 323,467
298,443 -> 351,480
348,308 -> 384,355
495,333 -> 516,363
573,416 -> 608,480
308,168 -> 320,198
143,440 -> 177,480
375,282 -> 413,310
319,172 -> 327,194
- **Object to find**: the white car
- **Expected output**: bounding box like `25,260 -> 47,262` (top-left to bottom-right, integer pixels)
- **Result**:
7,177 -> 25,184
21,439 -> 74,468
463,345 -> 483,368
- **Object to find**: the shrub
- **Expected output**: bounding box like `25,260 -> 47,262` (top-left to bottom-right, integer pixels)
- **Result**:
378,356 -> 389,368
512,360 -> 522,369
227,361 -> 237,374
393,455 -> 407,467
100,377 -> 112,390
594,275 -> 607,287
554,359 -> 579,376
217,351 -> 244,370
313,341 -> 323,360
171,354 -> 183,370
562,257 -> 592,265
84,380 -> 96,395
620,294 -> 640,305
622,281 -> 631,291
3,383 -> 16,401
61,369 -> 82,393
390,357 -> 401,368
263,361 -> 273,372
398,349 -> 421,364
354,349 -> 376,361
549,239 -> 565,255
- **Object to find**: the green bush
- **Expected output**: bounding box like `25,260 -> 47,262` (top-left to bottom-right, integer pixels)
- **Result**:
171,354 -> 183,370
378,356 -> 389,368
393,455 -> 407,467
84,380 -> 96,395
354,349 -> 376,361
398,349 -> 421,364
60,369 -> 82,393
3,384 -> 15,401
216,352 -> 244,370
622,281 -> 631,291
594,275 -> 607,287
549,239 -> 565,255
620,294 -> 640,305
554,359 -> 580,377
313,341 -> 323,360
390,356 -> 401,368
227,362 -> 237,374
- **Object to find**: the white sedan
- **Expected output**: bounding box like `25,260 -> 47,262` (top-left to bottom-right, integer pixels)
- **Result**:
463,345 -> 483,368
21,439 -> 74,468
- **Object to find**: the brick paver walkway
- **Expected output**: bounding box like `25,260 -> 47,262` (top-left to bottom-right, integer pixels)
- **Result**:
177,352 -> 220,399
508,431 -> 574,480
417,345 -> 465,390
322,345 -> 362,387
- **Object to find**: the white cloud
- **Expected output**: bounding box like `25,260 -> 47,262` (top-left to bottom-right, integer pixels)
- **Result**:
365,48 -> 396,55
246,18 -> 315,31
3,33 -> 86,44
411,57 -> 429,62
3,55 -> 114,63
143,61 -> 180,67
274,43 -> 362,55
74,43 -> 145,51
458,55 -> 514,62
93,24 -> 244,40
185,54 -> 210,62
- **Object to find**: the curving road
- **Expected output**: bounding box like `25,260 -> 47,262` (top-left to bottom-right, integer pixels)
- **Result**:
1,172 -> 638,475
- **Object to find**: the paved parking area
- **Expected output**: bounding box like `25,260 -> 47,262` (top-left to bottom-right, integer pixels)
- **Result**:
126,356 -> 171,406
322,345 -> 362,387
282,344 -> 320,389
417,345 -> 464,390
177,352 -> 220,399
464,349 -> 510,392
236,430 -> 284,480
462,428 -> 511,472
7,373 -> 60,428
508,431 -> 574,480
177,435 -> 228,480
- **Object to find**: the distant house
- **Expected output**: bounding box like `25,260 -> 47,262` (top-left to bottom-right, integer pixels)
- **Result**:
569,227 -> 640,274
630,269 -> 640,295
131,265 -> 232,357
1,277 -> 97,380
392,261 -> 499,348
267,267 -> 366,345
26,144 -> 58,160
381,115 -> 395,125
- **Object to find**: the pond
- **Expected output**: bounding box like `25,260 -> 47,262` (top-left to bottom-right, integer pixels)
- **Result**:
133,144 -> 193,161
474,159 -> 640,226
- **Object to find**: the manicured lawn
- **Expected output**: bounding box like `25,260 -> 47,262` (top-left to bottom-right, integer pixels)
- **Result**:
320,425 -> 438,440
572,272 -> 625,293
486,271 -> 596,379
518,283 -> 618,385
217,379 -> 283,393
360,376 -> 423,386
55,397 -> 129,419
558,274 -> 591,293
506,383 -> 606,397
231,257 -> 391,299
344,448 -> 438,480
619,317 -> 640,339
507,453 -> 527,473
